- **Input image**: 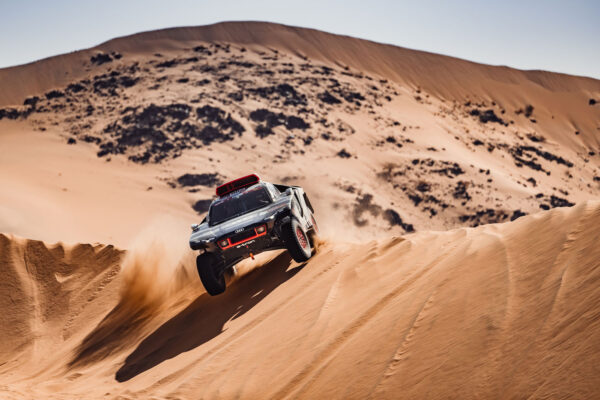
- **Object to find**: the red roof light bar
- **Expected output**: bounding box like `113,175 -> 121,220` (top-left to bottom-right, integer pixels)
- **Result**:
216,174 -> 260,197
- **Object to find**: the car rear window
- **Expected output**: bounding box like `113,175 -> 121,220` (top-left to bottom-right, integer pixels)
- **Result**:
209,185 -> 272,225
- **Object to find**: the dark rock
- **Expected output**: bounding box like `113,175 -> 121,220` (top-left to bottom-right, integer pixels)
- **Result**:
416,182 -> 431,192
549,195 -> 574,208
178,173 -> 222,187
453,181 -> 471,201
23,96 -> 39,107
510,145 -> 573,171
249,84 -> 307,107
193,45 -> 212,55
228,92 -> 244,102
383,209 -> 415,232
471,108 -> 506,125
93,74 -> 138,96
524,105 -> 534,118
459,208 -> 509,227
526,133 -> 545,143
66,83 -> 86,93
45,90 -> 65,100
90,52 -> 112,65
342,91 -> 365,103
250,109 -> 309,137
318,91 -> 342,105
192,199 -> 213,214
408,193 -> 422,206
286,116 -> 309,130
510,210 -> 527,221
337,149 -> 352,158
0,108 -> 20,120
156,59 -> 178,68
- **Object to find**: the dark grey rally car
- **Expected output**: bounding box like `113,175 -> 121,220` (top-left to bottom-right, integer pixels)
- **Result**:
189,174 -> 319,295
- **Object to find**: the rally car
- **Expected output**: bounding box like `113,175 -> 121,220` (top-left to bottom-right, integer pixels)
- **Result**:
189,174 -> 319,295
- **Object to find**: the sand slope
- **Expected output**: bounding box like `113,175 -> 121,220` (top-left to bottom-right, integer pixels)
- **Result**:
1,202 -> 599,399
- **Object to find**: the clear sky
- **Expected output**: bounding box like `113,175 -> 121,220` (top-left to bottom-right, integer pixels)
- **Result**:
1,0 -> 599,78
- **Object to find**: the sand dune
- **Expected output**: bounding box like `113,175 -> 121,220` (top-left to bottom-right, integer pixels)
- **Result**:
1,22 -> 599,242
1,21 -> 600,399
1,203 -> 599,399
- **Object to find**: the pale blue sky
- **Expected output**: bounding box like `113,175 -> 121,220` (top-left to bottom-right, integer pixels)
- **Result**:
1,0 -> 599,78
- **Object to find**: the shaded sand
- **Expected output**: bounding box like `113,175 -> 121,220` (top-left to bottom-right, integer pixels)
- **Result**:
1,203 -> 599,399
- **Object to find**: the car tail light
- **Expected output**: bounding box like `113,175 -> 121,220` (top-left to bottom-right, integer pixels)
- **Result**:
255,225 -> 266,234
218,239 -> 229,248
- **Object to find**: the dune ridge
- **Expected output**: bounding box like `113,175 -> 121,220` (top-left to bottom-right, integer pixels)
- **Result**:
1,22 -> 599,117
1,202 -> 599,399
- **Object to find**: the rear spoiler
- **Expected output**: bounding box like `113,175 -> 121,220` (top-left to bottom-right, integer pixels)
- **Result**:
216,174 -> 260,197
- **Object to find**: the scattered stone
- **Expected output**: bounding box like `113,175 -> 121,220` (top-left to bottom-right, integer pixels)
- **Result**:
416,182 -> 431,192
383,209 -> 415,232
453,181 -> 471,201
318,91 -> 342,105
249,109 -> 309,137
337,149 -> 352,158
470,108 -> 506,125
23,96 -> 39,107
249,84 -> 307,107
45,90 -> 65,100
90,52 -> 113,65
177,173 -> 222,187
510,210 -> 527,221
526,133 -> 545,143
192,199 -> 213,214
459,208 -> 509,227
549,195 -> 574,208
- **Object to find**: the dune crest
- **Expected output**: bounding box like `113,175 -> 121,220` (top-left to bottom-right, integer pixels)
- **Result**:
1,202 -> 599,399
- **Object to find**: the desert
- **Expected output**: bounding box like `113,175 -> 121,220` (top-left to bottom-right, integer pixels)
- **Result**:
1,19 -> 600,400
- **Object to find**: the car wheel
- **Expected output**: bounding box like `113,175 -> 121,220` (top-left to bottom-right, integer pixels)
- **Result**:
196,252 -> 226,295
283,218 -> 312,262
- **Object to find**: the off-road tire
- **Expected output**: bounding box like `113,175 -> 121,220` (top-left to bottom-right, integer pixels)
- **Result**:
282,218 -> 312,262
196,252 -> 226,295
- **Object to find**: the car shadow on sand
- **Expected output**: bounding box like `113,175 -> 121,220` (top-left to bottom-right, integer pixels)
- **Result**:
115,251 -> 305,382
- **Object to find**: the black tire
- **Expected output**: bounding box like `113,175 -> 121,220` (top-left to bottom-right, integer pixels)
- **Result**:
282,218 -> 312,262
196,252 -> 226,296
